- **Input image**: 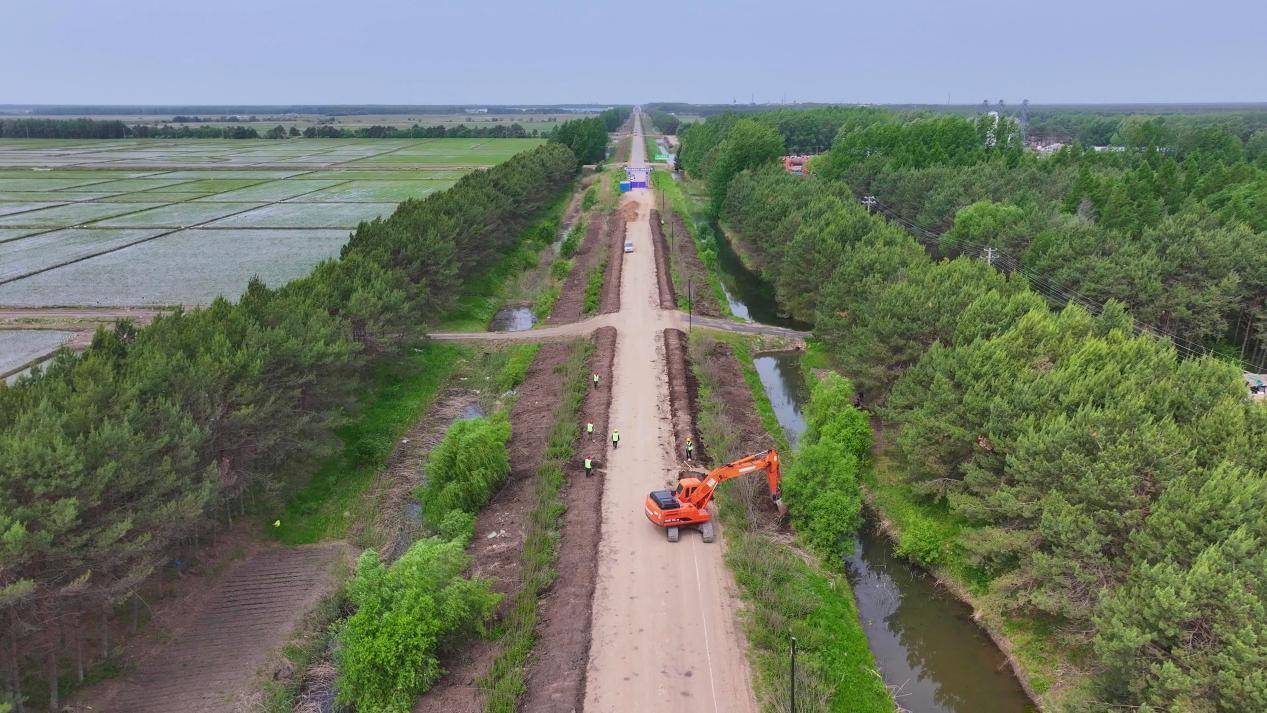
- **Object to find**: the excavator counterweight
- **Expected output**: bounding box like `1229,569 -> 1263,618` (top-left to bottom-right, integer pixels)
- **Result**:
644,449 -> 784,543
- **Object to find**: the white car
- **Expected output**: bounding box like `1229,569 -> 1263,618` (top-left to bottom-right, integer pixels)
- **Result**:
624,240 -> 634,253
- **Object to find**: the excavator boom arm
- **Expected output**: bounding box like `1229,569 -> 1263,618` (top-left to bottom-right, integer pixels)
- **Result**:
683,449 -> 781,510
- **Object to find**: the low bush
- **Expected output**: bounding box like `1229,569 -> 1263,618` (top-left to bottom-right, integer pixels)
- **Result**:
781,373 -> 870,559
894,517 -> 947,566
336,538 -> 499,713
559,221 -> 583,258
582,255 -> 606,314
416,414 -> 512,529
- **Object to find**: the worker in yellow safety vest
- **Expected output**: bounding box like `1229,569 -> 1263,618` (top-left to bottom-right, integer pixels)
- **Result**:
592,372 -> 600,389
611,429 -> 620,449
685,437 -> 694,459
586,422 -> 594,439
584,457 -> 593,477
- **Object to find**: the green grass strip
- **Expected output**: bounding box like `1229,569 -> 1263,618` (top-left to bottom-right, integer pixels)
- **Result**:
651,169 -> 731,317
272,342 -> 468,545
481,339 -> 594,712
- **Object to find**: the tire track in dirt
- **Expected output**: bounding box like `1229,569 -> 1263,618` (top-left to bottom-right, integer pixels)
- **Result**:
650,209 -> 677,310
81,543 -> 350,713
519,326 -> 615,713
545,213 -> 608,325
416,341 -> 574,712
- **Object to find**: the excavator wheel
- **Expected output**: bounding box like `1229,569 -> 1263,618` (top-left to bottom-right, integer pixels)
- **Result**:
700,521 -> 716,543
667,527 -> 680,543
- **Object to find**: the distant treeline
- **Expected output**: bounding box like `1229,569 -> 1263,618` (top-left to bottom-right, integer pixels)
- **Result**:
0,117 -> 544,140
546,107 -> 631,164
2,104 -> 616,116
0,143 -> 578,709
648,110 -> 680,135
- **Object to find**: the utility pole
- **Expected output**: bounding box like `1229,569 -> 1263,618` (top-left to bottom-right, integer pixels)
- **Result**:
984,246 -> 995,266
861,195 -> 877,213
790,636 -> 798,713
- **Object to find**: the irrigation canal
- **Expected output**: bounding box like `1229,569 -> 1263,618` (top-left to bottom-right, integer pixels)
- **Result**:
720,243 -> 1033,712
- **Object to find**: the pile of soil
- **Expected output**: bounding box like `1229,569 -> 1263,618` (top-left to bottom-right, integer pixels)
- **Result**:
599,211 -> 626,314
520,326 -> 616,712
663,328 -> 705,465
649,210 -> 677,309
665,211 -> 722,318
417,342 -> 573,711
546,213 -> 608,325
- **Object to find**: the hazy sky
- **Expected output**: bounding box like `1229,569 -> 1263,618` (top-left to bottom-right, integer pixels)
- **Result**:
4,0 -> 1265,105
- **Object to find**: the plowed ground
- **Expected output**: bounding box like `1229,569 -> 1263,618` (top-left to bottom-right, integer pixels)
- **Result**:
78,543 -> 350,713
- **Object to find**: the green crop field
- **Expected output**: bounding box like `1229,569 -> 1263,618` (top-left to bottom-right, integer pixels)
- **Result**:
0,137 -> 543,309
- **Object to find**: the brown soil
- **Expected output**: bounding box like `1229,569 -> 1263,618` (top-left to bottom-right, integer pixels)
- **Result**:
691,338 -> 783,525
416,341 -> 574,712
663,328 -> 705,465
599,212 -> 625,314
546,213 -> 608,325
519,326 -> 615,713
71,541 -> 351,713
665,211 -> 722,318
649,210 -> 677,309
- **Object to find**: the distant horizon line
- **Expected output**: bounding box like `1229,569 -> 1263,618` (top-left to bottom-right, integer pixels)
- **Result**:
4,101 -> 1267,111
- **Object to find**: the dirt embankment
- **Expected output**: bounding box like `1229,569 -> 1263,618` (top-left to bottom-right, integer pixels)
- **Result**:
663,328 -> 704,465
649,210 -> 677,309
599,210 -> 627,314
417,342 -> 574,712
546,213 -> 608,325
665,211 -> 722,318
519,326 -> 615,712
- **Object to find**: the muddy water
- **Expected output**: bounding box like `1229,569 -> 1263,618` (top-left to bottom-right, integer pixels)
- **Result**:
751,351 -> 1033,713
711,222 -> 809,329
488,306 -> 535,332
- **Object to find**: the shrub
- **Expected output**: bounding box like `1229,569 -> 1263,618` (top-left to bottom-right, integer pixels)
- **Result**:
583,257 -> 605,314
417,414 -> 512,528
336,540 -> 499,713
437,510 -> 475,541
895,517 -> 947,566
559,221 -> 583,258
783,373 -> 869,559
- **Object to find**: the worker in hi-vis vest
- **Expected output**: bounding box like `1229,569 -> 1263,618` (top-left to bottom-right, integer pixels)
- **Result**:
611,429 -> 620,449
685,437 -> 694,459
586,422 -> 594,438
592,372 -> 600,388
584,457 -> 593,477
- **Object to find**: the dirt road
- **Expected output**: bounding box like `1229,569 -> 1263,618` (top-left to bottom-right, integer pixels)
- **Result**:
582,110 -> 757,713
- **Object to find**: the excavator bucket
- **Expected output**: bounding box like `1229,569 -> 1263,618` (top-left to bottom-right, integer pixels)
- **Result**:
773,495 -> 788,517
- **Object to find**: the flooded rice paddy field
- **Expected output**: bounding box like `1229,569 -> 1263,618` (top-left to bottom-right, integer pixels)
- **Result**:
0,137 -> 541,367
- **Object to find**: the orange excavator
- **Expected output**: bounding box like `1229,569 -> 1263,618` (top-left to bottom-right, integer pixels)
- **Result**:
644,449 -> 784,543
